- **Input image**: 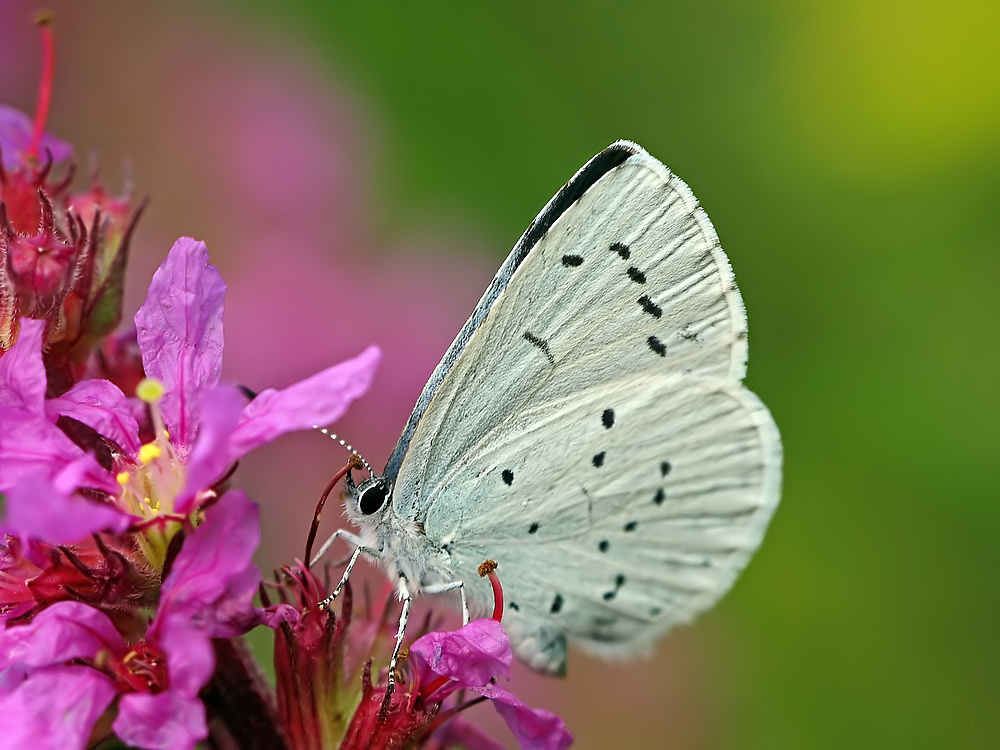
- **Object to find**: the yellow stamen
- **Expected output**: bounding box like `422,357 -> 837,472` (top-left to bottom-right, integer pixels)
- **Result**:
116,472 -> 130,485
138,443 -> 162,464
136,378 -> 165,404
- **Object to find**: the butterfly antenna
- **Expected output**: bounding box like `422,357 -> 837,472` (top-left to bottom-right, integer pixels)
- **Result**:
313,426 -> 372,476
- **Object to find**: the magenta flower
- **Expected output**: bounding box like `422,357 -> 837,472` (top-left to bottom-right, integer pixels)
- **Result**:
410,620 -> 573,750
0,237 -> 379,550
0,491 -> 262,749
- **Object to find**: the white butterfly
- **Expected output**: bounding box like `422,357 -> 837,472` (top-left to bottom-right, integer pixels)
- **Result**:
318,141 -> 781,678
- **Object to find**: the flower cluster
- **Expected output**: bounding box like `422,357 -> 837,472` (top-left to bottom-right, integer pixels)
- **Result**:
0,231 -> 379,746
265,561 -> 571,750
0,18 -> 572,750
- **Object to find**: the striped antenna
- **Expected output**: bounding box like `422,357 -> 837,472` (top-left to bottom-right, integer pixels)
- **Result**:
313,426 -> 372,476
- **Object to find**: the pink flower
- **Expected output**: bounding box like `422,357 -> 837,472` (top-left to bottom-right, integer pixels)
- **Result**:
410,620 -> 573,750
0,238 -> 380,547
0,491 -> 262,749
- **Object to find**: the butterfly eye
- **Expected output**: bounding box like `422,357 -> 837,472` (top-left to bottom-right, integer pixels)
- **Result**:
359,482 -> 388,515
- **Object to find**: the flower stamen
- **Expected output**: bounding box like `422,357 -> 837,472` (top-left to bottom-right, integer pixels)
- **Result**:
27,13 -> 56,163
137,442 -> 162,464
478,559 -> 504,622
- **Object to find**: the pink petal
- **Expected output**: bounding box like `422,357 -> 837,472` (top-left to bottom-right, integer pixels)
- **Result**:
115,689 -> 208,750
46,379 -> 141,455
2,466 -> 129,543
259,603 -> 300,628
158,490 -> 261,635
174,384 -> 245,514
483,684 -> 573,750
152,614 -> 215,697
0,105 -> 73,168
0,666 -> 116,747
0,601 -> 123,669
227,345 -> 380,460
411,618 -> 512,689
135,237 -> 226,448
0,318 -> 46,414
0,407 -> 117,495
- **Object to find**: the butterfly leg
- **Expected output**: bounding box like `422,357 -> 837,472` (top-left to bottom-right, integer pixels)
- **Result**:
422,580 -> 469,625
386,576 -> 413,695
310,528 -> 370,568
312,529 -> 379,612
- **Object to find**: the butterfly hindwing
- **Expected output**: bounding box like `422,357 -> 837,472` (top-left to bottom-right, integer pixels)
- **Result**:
422,373 -> 780,671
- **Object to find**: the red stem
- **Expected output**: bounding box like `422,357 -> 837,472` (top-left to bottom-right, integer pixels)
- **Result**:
28,18 -> 55,162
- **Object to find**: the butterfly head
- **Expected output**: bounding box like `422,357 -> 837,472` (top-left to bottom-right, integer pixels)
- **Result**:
344,469 -> 392,526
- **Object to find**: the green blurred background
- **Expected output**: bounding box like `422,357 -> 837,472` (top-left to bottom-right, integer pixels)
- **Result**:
4,1 -> 998,747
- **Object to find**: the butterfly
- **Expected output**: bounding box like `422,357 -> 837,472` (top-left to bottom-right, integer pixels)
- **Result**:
322,141 -> 781,677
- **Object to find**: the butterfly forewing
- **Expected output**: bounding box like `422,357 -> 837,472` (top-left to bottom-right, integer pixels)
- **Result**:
384,142 -> 781,672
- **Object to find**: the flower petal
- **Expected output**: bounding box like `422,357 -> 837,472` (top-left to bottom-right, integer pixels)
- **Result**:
0,105 -> 73,169
158,490 -> 261,636
153,614 -> 216,697
0,601 -> 123,669
173,384 -> 245,514
46,378 -> 141,455
0,407 -> 117,495
2,466 -> 129,542
482,684 -> 573,750
0,318 -> 46,414
410,618 -> 512,689
0,666 -> 116,747
227,345 -> 380,460
115,689 -> 208,750
135,237 -> 225,448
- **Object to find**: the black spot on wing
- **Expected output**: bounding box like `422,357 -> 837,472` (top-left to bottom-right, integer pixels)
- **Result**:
601,409 -> 615,429
624,521 -> 638,532
610,242 -> 631,259
510,601 -> 520,611
603,574 -> 626,601
647,336 -> 667,356
598,540 -> 609,552
502,469 -> 514,486
627,266 -> 646,284
561,254 -> 584,267
638,294 -> 662,318
528,522 -> 539,534
592,451 -> 606,468
661,461 -> 672,477
523,331 -> 555,365
550,594 -> 564,614
654,488 -> 666,505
